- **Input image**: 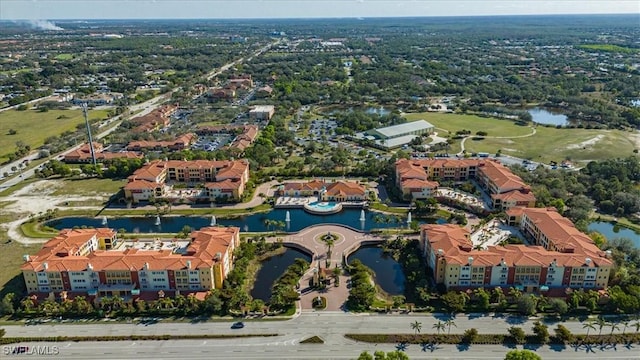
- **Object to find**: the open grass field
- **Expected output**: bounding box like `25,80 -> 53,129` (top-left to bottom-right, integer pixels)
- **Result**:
50,177 -> 125,197
0,108 -> 110,162
464,127 -> 637,163
54,53 -> 73,60
0,212 -> 42,298
404,112 -> 639,163
405,112 -> 533,137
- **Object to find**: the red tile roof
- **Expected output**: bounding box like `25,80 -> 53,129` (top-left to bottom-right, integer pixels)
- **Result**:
22,227 -> 239,273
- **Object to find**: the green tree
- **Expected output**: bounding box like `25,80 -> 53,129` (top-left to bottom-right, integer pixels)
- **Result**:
410,320 -> 422,335
444,319 -> 456,335
532,321 -> 549,344
475,288 -> 490,310
583,320 -> 597,341
0,293 -> 16,315
608,321 -> 620,338
462,328 -> 478,343
508,326 -> 526,344
432,321 -> 445,335
548,298 -> 568,316
441,291 -> 468,313
0,328 -> 5,338
554,324 -> 574,343
357,351 -> 374,360
504,349 -> 541,360
517,294 -> 538,316
596,317 -> 607,336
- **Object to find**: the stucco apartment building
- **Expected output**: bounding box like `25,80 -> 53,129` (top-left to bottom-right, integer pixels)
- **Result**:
21,227 -> 240,299
64,142 -> 143,164
421,208 -> 612,294
123,159 -> 249,203
278,180 -> 369,202
396,158 -> 535,210
126,133 -> 196,152
129,103 -> 178,133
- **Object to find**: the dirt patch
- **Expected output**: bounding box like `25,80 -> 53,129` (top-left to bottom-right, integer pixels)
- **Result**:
566,134 -> 605,150
0,179 -> 106,244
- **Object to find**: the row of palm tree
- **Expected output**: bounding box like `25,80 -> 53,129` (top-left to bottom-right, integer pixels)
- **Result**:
410,319 -> 456,336
582,317 -> 640,340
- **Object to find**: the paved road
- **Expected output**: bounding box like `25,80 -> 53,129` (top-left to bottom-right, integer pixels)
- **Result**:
2,312 -> 638,359
2,312 -> 634,339
3,339 -> 638,360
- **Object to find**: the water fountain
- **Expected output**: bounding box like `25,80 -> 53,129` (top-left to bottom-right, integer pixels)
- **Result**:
155,215 -> 161,226
359,209 -> 366,222
285,211 -> 291,222
407,211 -> 412,228
101,216 -> 108,226
210,215 -> 216,226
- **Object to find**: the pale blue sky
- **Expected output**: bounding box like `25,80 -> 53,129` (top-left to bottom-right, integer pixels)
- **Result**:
1,0 -> 639,20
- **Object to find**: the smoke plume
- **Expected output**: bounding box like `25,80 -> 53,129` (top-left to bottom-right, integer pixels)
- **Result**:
28,20 -> 64,31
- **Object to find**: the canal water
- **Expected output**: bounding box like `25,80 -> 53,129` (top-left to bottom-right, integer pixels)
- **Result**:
348,245 -> 405,295
46,209 -> 412,233
250,247 -> 311,302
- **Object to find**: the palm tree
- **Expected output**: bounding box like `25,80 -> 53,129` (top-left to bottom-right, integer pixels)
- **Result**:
596,317 -> 607,337
621,320 -> 629,335
444,319 -> 456,335
632,320 -> 640,334
609,321 -> 620,338
432,321 -> 445,335
410,320 -> 422,335
324,236 -> 335,260
508,287 -> 522,302
583,320 -> 596,341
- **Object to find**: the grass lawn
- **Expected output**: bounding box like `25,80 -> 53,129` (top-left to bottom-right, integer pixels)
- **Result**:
0,108 -> 110,162
464,127 -> 637,163
404,112 -> 638,163
0,213 -> 42,298
404,112 -> 533,137
54,53 -> 73,60
50,178 -> 125,197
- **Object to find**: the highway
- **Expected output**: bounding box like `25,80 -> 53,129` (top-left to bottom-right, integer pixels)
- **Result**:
2,312 -> 638,359
3,339 -> 638,360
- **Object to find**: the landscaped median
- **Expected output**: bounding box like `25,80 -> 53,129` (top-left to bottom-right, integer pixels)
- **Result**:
0,333 -> 279,345
345,332 -> 640,346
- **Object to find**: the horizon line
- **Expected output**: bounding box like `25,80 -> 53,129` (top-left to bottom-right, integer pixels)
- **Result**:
2,12 -> 639,22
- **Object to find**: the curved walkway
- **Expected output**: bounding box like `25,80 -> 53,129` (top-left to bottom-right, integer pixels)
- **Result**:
266,225 -> 391,311
458,126 -> 537,155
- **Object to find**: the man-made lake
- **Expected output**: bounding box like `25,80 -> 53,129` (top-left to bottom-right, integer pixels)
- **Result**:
250,247 -> 311,302
348,245 -> 405,295
588,221 -> 640,248
46,209 -> 413,233
527,107 -> 569,126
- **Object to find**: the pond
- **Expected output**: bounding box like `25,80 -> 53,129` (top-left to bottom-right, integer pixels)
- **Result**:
45,208 -> 411,233
527,107 -> 569,126
251,247 -> 312,302
348,245 -> 405,295
588,221 -> 640,248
